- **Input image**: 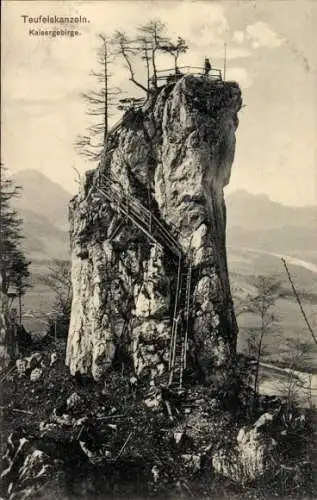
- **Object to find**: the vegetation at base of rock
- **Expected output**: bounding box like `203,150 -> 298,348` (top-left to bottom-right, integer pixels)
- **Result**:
1,342 -> 316,499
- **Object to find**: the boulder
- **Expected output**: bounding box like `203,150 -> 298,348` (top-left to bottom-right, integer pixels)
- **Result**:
25,352 -> 42,372
212,412 -> 278,484
66,392 -> 83,412
181,454 -> 201,474
30,368 -> 43,382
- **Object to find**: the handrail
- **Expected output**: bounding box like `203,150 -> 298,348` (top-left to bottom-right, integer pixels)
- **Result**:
97,177 -> 182,257
107,171 -> 180,236
96,186 -> 161,249
100,174 -> 182,256
169,255 -> 183,386
106,172 -> 180,235
168,260 -> 193,389
95,173 -> 193,389
156,65 -> 222,75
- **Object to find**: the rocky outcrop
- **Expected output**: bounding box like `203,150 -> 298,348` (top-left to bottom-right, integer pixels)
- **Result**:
66,75 -> 242,386
213,413 -> 278,483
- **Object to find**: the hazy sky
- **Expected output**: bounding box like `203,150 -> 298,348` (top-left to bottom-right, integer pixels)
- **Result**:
2,0 -> 317,206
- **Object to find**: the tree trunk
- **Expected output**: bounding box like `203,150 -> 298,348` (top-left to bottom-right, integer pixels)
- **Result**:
104,40 -> 108,144
151,46 -> 157,87
18,293 -> 22,325
0,269 -> 8,296
145,50 -> 150,90
253,320 -> 265,413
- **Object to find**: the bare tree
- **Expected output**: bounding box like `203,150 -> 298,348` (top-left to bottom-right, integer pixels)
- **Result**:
240,275 -> 282,412
112,30 -> 149,94
75,34 -> 121,161
135,35 -> 152,91
113,20 -> 175,93
40,259 -> 72,338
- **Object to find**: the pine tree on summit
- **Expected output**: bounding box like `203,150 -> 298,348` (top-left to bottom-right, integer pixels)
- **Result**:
75,34 -> 121,161
161,37 -> 188,74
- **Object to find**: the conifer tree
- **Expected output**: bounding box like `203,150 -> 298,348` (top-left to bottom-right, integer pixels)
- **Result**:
0,164 -> 31,322
113,20 -> 176,93
161,37 -> 188,72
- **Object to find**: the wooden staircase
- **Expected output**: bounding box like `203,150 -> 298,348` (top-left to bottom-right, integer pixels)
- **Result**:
92,173 -> 193,390
95,174 -> 182,258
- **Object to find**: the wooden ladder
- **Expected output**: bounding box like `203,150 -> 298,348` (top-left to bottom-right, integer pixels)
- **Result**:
168,257 -> 192,390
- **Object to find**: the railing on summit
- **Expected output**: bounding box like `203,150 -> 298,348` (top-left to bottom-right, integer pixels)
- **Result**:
156,66 -> 222,84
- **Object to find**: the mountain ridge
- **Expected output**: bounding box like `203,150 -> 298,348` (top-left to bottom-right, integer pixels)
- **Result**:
11,170 -> 317,260
226,188 -> 317,209
13,169 -> 72,231
225,189 -> 317,232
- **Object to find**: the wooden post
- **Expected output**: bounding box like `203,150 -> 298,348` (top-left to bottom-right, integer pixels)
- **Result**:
18,294 -> 22,326
223,43 -> 227,81
54,319 -> 57,346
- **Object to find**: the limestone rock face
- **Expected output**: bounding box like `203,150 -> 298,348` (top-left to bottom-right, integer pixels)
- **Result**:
66,75 -> 242,385
212,413 -> 278,483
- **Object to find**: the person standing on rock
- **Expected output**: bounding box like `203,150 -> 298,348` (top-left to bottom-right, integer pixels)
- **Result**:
204,57 -> 211,75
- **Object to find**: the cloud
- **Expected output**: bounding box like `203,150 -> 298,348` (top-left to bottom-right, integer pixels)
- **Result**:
219,46 -> 250,60
225,67 -> 252,89
151,2 -> 229,48
233,31 -> 245,44
245,22 -> 285,49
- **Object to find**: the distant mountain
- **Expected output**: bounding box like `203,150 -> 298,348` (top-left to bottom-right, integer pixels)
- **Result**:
13,169 -> 71,230
11,171 -> 317,262
20,209 -> 69,261
226,189 -> 316,231
225,190 -> 317,255
11,170 -> 71,261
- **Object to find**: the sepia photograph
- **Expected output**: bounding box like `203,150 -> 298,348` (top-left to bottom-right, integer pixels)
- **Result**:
1,0 -> 316,498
